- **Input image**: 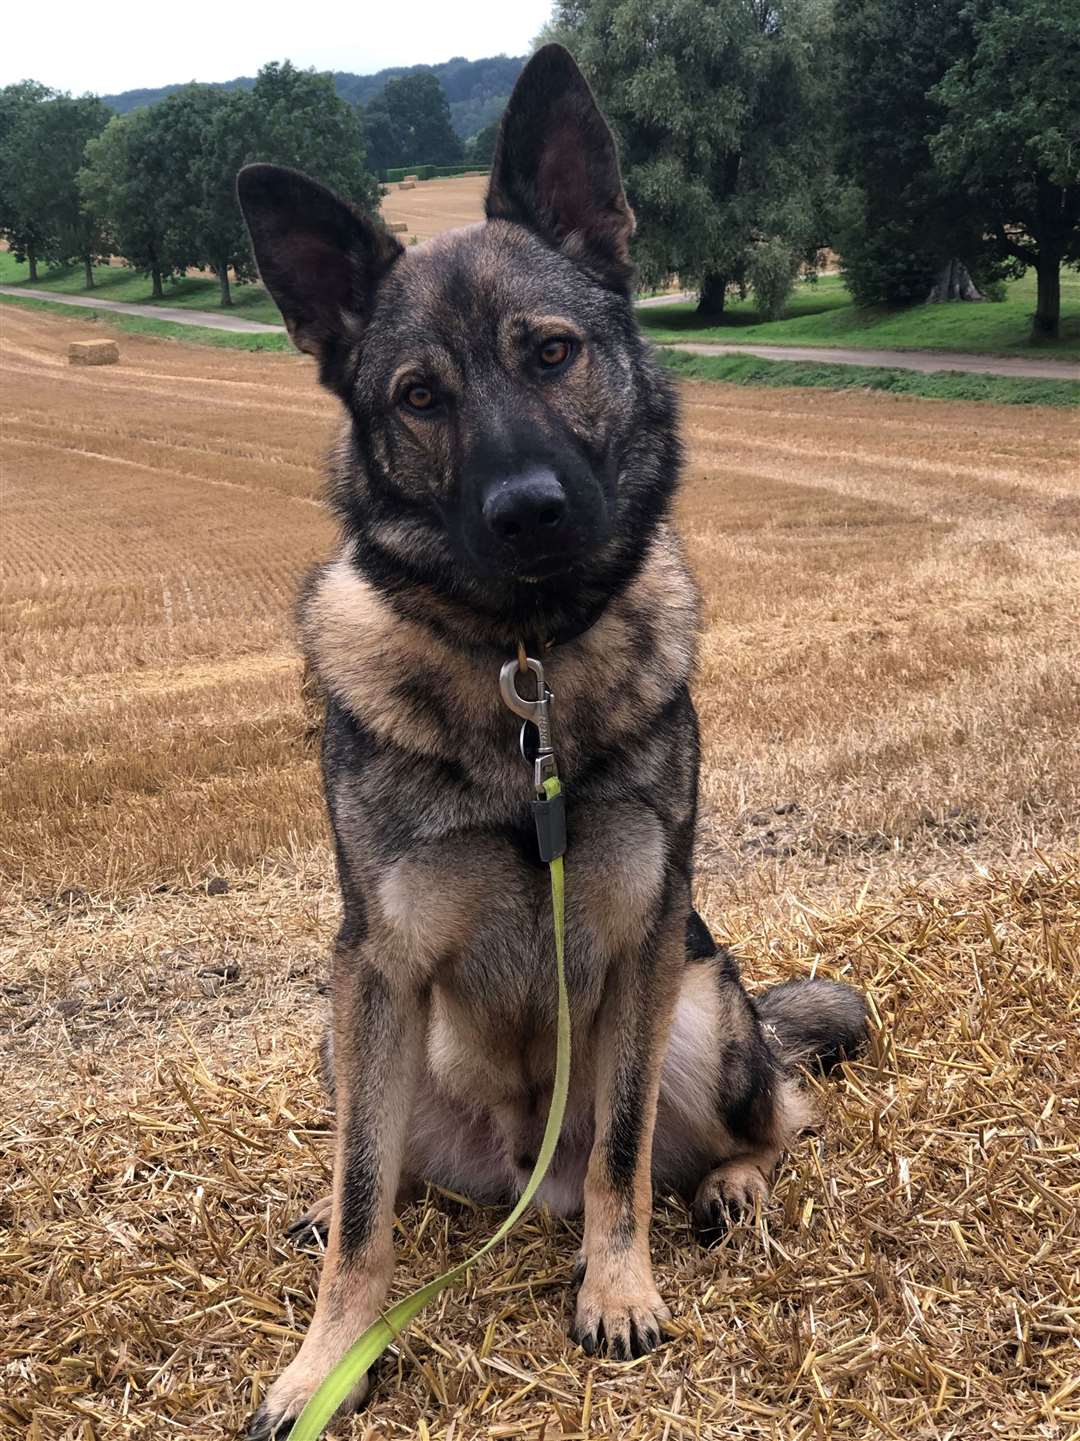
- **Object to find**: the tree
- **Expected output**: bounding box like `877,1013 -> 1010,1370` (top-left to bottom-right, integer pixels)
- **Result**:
4,93 -> 112,288
466,118 -> 501,168
832,0 -> 1015,307
545,0 -> 834,317
80,106 -> 187,297
144,84 -> 256,306
931,0 -> 1080,340
247,61 -> 379,209
191,90 -> 261,306
0,81 -> 54,281
382,72 -> 465,168
362,94 -> 402,175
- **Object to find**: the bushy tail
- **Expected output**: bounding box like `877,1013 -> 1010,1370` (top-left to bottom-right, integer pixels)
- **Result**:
757,978 -> 867,1073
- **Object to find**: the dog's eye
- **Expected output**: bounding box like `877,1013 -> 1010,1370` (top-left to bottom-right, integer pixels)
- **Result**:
402,383 -> 436,412
538,338 -> 574,370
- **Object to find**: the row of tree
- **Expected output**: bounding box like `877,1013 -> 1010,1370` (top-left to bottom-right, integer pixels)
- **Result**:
2,2 -> 1076,336
0,62 -> 467,305
545,0 -> 1078,338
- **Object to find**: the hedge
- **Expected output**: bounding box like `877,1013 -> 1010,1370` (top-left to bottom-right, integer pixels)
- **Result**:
383,165 -> 488,183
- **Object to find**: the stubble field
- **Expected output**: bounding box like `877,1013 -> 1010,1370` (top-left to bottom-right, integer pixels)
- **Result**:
381,174 -> 488,243
2,304 -> 1079,1440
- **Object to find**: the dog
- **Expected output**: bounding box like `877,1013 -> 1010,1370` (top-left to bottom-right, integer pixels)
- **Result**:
237,44 -> 865,1437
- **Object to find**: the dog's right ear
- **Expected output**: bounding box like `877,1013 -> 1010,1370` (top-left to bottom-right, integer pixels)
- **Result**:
236,164 -> 402,392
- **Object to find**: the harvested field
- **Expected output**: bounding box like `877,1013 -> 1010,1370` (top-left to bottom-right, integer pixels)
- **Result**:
380,173 -> 487,243
2,305 -> 1079,1440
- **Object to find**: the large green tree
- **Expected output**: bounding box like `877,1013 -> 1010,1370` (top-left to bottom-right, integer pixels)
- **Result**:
381,72 -> 465,168
4,93 -> 113,288
362,93 -> 402,175
148,85 -> 257,306
80,105 -> 188,297
831,0 -> 1012,307
0,81 -> 54,281
545,0 -> 834,316
931,0 -> 1080,339
247,61 -> 379,208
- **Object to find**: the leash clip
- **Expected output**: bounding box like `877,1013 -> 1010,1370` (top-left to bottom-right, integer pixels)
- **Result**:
499,655 -> 558,796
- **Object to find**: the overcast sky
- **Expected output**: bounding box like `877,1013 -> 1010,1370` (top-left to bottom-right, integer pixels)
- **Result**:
4,0 -> 554,95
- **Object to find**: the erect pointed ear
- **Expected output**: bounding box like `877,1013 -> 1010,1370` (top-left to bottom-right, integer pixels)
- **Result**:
485,45 -> 634,290
236,163 -> 403,391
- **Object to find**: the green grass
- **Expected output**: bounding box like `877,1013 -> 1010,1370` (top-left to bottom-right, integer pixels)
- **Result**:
0,291 -> 293,351
0,251 -> 284,325
639,270 -> 1080,361
657,345 -> 1080,407
5,286 -> 1075,395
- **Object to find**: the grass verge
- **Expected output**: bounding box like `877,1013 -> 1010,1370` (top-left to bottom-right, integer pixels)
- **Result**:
639,270 -> 1080,361
0,250 -> 283,323
657,345 -> 1080,406
0,291 -> 292,352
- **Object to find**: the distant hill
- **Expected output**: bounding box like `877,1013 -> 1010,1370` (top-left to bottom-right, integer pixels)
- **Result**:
101,54 -> 524,139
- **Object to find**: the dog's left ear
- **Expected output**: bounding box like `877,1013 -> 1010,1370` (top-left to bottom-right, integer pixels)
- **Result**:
486,45 -> 634,290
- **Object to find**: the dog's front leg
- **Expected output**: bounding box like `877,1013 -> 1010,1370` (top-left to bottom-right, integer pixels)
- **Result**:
249,955 -> 427,1438
571,914 -> 683,1359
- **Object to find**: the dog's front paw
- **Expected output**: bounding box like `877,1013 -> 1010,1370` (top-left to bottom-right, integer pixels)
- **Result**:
246,1353 -> 370,1439
570,1257 -> 670,1360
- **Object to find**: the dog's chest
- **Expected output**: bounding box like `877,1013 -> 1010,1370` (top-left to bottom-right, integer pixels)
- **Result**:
377,790 -> 669,1102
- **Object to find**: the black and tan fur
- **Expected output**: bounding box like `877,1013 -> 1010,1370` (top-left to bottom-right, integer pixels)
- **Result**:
237,46 -> 865,1438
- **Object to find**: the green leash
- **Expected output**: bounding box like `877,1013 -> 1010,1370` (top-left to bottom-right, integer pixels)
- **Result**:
289,658 -> 570,1441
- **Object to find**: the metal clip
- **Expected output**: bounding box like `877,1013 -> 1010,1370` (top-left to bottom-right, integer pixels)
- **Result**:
499,655 -> 559,794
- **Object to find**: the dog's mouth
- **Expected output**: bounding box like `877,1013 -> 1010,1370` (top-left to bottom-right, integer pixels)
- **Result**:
513,552 -> 578,584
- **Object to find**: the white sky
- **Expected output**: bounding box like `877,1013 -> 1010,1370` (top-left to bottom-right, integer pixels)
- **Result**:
4,0 -> 554,96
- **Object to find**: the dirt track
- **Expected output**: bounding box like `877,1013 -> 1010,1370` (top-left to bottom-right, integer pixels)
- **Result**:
669,338 -> 1080,380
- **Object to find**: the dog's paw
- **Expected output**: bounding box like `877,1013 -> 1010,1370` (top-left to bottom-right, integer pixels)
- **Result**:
245,1355 -> 369,1439
570,1260 -> 670,1360
284,1194 -> 332,1249
692,1160 -> 769,1243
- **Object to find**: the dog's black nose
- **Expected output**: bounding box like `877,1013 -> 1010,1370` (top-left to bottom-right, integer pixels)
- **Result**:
482,469 -> 567,548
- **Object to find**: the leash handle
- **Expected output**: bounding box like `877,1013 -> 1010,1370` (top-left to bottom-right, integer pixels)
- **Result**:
286,766 -> 571,1436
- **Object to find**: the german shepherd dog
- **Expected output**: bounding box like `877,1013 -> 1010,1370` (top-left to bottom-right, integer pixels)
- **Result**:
237,45 -> 865,1437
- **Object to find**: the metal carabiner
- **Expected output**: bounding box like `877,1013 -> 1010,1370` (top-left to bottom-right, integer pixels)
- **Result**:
499,655 -> 559,792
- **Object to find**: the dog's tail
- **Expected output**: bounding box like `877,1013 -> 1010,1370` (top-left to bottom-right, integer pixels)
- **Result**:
757,978 -> 867,1073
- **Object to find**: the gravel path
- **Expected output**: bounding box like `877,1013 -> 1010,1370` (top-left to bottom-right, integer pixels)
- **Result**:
3,284 -> 1076,377
666,339 -> 1079,381
0,286 -> 283,333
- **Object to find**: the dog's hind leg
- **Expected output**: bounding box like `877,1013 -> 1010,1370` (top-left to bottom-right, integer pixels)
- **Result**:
653,945 -> 865,1243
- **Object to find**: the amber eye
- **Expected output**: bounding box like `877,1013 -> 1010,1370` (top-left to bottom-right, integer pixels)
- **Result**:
539,338 -> 573,369
403,383 -> 435,412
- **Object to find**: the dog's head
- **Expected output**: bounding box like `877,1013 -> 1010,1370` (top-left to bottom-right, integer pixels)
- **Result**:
238,45 -> 679,644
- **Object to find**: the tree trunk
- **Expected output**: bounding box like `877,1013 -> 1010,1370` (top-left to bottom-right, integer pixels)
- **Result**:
151,267 -> 164,300
1033,251 -> 1060,339
697,273 -> 728,318
218,265 -> 232,307
927,258 -> 984,303
28,249 -> 38,283
84,255 -> 94,289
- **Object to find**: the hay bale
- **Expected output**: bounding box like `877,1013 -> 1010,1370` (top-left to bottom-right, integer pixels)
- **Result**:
387,221 -> 409,234
69,340 -> 119,366
398,180 -> 416,190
